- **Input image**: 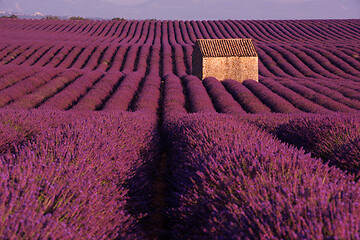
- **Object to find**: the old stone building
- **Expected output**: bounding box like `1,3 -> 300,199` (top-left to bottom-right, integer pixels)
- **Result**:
192,39 -> 258,82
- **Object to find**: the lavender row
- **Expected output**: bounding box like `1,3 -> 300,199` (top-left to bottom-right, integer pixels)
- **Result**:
311,78 -> 360,102
243,113 -> 360,179
39,46 -> 76,68
4,43 -> 43,66
294,78 -> 360,110
324,46 -> 360,72
135,44 -> 151,75
0,44 -> 31,65
102,71 -> 144,111
1,19 -> 358,46
93,45 -> 118,71
132,74 -> 162,112
0,44 -> 18,61
257,44 -> 360,80
222,79 -> 271,113
121,45 -> 139,74
162,74 -> 187,119
173,20 -> 191,45
22,43 -> 107,71
71,71 -> 125,111
164,113 -> 360,239
3,42 -> 355,82
1,24 -> 358,81
243,79 -> 301,113
38,70 -> 103,110
271,114 -> 360,180
257,45 -> 305,78
282,46 -> 344,79
306,45 -> 360,78
21,44 -> 55,67
267,44 -> 324,78
260,78 -> 332,113
147,45 -> 161,76
173,44 -> 187,77
181,75 -> 216,113
0,109 -> 160,239
296,45 -> 360,80
0,65 -> 40,91
107,45 -> 128,72
275,78 -> 357,112
6,69 -> 82,110
256,47 -> 291,78
45,45 -> 74,68
0,68 -> 61,107
161,24 -> 174,76
0,64 -> 18,78
202,77 -> 246,114
31,44 -> 64,67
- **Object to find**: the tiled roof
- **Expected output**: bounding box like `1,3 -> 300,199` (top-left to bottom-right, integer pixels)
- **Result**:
195,39 -> 258,57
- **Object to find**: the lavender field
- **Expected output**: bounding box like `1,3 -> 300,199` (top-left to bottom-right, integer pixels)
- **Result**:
0,18 -> 360,239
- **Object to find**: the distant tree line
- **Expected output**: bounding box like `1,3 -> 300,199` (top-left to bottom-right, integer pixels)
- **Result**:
0,15 -> 18,19
44,15 -> 60,20
0,14 -> 157,21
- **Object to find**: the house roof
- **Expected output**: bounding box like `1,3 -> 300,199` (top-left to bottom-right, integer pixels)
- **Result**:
195,39 -> 258,58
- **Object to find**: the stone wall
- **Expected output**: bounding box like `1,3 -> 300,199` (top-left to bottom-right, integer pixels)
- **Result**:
192,56 -> 258,82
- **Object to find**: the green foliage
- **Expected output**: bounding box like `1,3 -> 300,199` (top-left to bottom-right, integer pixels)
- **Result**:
44,15 -> 59,20
69,16 -> 86,20
0,15 -> 18,19
112,17 -> 126,21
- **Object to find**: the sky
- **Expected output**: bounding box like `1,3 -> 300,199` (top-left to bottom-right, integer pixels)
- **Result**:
0,0 -> 359,20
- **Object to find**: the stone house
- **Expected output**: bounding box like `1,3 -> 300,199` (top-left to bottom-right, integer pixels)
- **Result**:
192,39 -> 258,82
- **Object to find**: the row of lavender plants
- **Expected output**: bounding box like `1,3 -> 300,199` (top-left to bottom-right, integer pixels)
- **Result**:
2,110 -> 360,239
163,113 -> 360,239
0,109 -> 160,239
0,41 -> 360,81
243,113 -> 360,181
38,70 -> 104,110
1,41 -> 358,81
1,67 -> 360,114
1,19 -> 359,81
6,69 -> 82,110
1,19 -> 358,46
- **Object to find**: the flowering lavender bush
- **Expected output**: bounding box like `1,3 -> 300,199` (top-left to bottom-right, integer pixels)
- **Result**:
164,113 -> 360,239
0,109 -> 160,239
275,113 -> 360,180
